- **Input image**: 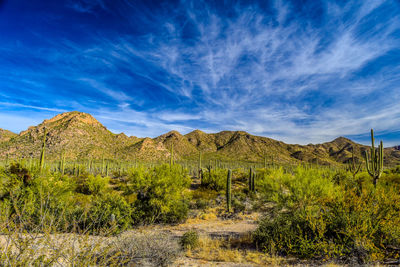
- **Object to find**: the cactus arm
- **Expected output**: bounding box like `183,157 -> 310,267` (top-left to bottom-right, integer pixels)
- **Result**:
379,141 -> 383,178
371,129 -> 375,162
365,151 -> 371,175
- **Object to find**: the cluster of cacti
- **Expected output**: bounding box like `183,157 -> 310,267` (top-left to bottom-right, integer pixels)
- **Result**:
364,129 -> 384,187
226,169 -> 232,212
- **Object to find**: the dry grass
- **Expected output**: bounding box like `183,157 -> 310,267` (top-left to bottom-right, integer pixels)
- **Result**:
185,235 -> 284,266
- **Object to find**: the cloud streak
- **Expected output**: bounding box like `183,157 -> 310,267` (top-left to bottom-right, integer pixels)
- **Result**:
0,0 -> 399,145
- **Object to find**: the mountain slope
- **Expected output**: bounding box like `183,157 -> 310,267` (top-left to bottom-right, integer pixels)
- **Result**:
0,111 -> 399,166
0,129 -> 17,143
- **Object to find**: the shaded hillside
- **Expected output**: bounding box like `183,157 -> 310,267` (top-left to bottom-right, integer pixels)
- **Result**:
0,111 -> 399,166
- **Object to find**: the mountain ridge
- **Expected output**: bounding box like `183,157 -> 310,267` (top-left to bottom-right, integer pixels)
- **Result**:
0,111 -> 399,166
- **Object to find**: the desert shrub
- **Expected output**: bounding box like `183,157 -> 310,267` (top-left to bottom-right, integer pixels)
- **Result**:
0,170 -> 80,232
0,164 -> 131,233
332,169 -> 351,185
105,233 -> 181,266
232,197 -> 246,213
232,168 -> 248,182
180,230 -> 200,250
83,192 -> 131,234
192,199 -> 209,210
128,164 -> 191,224
253,166 -> 400,263
76,174 -> 110,195
86,175 -> 110,195
0,223 -> 179,267
254,167 -> 285,202
201,168 -> 227,191
381,172 -> 400,189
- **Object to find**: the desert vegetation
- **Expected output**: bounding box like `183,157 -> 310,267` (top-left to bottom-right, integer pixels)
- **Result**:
1,113 -> 400,266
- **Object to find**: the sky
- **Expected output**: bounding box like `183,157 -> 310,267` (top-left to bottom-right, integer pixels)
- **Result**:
0,0 -> 399,146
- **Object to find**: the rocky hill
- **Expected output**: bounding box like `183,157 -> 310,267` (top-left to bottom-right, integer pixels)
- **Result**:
0,111 -> 399,166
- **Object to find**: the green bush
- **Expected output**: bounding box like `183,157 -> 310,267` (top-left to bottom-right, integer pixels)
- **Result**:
253,166 -> 400,263
76,174 -> 110,195
84,192 -> 132,234
201,168 -> 227,191
128,164 -> 191,224
180,230 -> 199,250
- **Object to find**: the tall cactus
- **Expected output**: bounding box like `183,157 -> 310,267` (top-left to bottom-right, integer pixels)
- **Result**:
226,169 -> 232,212
251,170 -> 256,192
248,168 -> 253,192
170,144 -> 174,167
364,129 -> 384,187
198,151 -> 202,175
106,161 -> 109,177
39,128 -> 47,174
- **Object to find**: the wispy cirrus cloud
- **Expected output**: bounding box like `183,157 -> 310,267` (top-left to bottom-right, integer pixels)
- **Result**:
0,0 -> 399,145
66,0 -> 106,13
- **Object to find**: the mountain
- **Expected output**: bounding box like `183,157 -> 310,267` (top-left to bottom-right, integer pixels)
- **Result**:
0,111 -> 140,159
0,111 -> 399,166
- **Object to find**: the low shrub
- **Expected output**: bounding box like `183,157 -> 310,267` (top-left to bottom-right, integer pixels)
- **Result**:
106,233 -> 181,266
180,230 -> 200,250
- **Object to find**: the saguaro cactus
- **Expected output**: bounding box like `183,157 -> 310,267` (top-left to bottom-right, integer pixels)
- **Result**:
170,144 -> 174,167
226,169 -> 232,212
39,128 -> 47,174
364,129 -> 384,187
248,168 -> 253,192
251,170 -> 256,192
198,151 -> 202,177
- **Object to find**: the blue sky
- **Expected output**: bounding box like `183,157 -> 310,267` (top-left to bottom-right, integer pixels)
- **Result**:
0,0 -> 399,146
